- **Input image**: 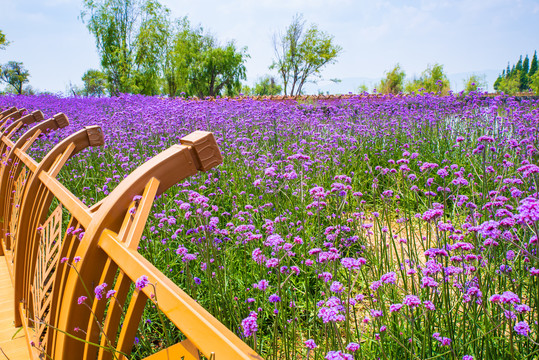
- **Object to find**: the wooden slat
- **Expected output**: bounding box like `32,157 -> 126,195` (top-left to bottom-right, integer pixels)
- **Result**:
119,177 -> 160,249
115,289 -> 147,357
97,271 -> 132,360
99,230 -> 262,360
38,171 -> 92,228
19,129 -> 42,154
82,257 -> 118,360
14,149 -> 38,173
48,142 -> 75,178
2,135 -> 14,148
142,339 -> 200,360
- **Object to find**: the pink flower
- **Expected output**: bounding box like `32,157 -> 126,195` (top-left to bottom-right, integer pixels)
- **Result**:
305,339 -> 317,350
403,295 -> 421,308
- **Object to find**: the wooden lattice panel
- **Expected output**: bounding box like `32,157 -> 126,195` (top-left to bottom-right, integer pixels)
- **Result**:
9,166 -> 27,243
32,204 -> 63,343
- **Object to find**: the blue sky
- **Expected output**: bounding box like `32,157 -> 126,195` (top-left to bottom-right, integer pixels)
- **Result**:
1,0 -> 538,94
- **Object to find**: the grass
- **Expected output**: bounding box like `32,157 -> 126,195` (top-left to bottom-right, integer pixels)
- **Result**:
0,92 -> 538,359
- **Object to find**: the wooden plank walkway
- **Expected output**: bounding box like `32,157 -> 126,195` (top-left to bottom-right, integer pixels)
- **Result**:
0,255 -> 30,360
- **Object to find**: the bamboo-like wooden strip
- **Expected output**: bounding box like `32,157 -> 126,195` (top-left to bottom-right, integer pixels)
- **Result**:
1,159 -> 23,252
22,182 -> 54,325
45,216 -> 82,355
19,128 -> 42,153
31,204 -> 62,344
22,183 -> 49,286
8,167 -> 28,250
6,123 -> 23,139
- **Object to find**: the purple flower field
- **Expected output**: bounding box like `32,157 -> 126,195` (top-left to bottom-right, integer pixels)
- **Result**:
1,93 -> 538,359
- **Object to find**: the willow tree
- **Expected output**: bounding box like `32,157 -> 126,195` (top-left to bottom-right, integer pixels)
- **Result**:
164,19 -> 248,98
81,0 -> 170,95
405,63 -> 450,95
271,14 -> 342,96
377,64 -> 406,94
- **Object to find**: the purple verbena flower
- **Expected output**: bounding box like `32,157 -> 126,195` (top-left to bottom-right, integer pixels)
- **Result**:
136,275 -> 149,290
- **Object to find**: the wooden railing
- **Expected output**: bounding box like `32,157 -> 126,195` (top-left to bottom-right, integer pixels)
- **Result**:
0,107 -> 262,360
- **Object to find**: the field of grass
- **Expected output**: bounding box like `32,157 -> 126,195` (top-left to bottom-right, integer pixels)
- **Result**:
1,93 -> 538,359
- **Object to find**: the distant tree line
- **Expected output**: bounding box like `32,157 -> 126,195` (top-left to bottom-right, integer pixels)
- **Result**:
77,1 -> 342,98
494,51 -> 538,95
78,0 -> 249,97
371,63 -> 489,96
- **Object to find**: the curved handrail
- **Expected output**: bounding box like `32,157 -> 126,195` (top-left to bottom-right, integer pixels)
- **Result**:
13,126 -> 104,327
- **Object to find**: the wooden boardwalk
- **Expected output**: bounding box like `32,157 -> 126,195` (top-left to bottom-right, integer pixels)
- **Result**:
0,254 -> 29,360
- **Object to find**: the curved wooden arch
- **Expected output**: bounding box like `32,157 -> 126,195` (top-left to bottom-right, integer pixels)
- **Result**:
0,107 -> 26,130
1,110 -> 44,139
0,119 -> 261,359
0,113 -> 69,254
48,132 -> 259,360
13,126 -> 104,327
0,106 -> 18,123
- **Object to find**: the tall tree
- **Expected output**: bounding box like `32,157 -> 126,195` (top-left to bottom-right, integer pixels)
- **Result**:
189,40 -> 247,97
252,75 -> 282,96
530,51 -> 538,77
82,69 -> 108,96
0,30 -> 9,50
530,71 -> 539,94
377,64 -> 406,94
271,14 -> 342,96
81,0 -> 170,95
132,0 -> 170,95
463,74 -> 486,94
405,63 -> 450,95
523,55 -> 530,74
165,20 -> 248,97
520,54 -> 530,91
81,0 -> 139,95
493,75 -> 502,91
515,56 -> 523,72
0,61 -> 30,95
163,18 -> 200,97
